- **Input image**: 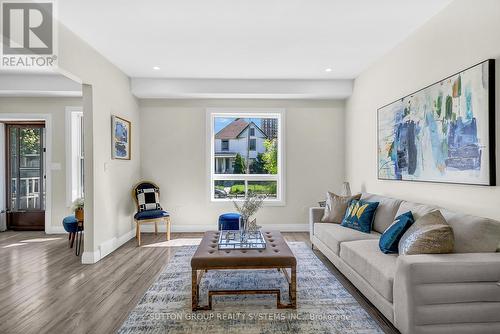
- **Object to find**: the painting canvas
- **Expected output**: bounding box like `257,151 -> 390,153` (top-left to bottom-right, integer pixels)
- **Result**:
378,60 -> 495,185
112,116 -> 131,160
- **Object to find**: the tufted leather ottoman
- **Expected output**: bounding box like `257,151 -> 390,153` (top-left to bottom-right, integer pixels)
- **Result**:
191,230 -> 297,310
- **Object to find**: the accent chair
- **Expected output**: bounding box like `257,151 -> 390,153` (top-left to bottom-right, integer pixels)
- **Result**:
132,181 -> 171,246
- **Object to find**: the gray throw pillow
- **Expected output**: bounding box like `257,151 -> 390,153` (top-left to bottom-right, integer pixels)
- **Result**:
321,192 -> 361,223
398,210 -> 454,255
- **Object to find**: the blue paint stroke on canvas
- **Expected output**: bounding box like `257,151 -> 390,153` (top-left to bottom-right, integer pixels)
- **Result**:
378,61 -> 491,185
115,122 -> 128,142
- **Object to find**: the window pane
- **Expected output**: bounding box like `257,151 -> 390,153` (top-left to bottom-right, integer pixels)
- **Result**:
249,139 -> 256,151
214,116 -> 278,175
214,180 -> 245,199
248,181 -> 277,199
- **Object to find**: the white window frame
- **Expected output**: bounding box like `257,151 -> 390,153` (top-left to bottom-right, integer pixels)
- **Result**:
65,107 -> 84,206
207,108 -> 285,205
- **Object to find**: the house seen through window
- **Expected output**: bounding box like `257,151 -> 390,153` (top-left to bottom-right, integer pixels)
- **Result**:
211,112 -> 282,202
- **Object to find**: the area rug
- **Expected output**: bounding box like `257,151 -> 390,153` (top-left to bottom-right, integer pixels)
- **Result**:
119,242 -> 383,333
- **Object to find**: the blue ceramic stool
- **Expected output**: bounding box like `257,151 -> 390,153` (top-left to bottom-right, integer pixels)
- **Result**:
218,213 -> 241,230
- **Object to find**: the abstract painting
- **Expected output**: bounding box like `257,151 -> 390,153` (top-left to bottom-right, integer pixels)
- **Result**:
378,60 -> 495,185
111,115 -> 131,160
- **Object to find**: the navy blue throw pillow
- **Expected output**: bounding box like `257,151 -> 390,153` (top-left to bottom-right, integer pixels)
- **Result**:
379,211 -> 415,254
341,199 -> 379,233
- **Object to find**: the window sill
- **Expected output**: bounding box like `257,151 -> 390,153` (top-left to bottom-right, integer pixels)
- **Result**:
211,199 -> 286,207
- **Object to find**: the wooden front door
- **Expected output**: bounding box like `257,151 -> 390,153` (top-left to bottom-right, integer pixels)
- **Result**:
6,124 -> 45,230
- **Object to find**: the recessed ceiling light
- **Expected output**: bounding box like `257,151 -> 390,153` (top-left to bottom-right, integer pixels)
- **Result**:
325,68 -> 332,72
153,66 -> 161,70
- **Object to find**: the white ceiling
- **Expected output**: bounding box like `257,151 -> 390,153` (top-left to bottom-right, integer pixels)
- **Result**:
58,0 -> 451,79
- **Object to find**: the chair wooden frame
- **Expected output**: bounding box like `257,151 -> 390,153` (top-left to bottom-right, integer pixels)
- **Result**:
132,181 -> 171,246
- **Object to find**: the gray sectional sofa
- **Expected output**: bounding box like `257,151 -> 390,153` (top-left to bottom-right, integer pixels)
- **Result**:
309,192 -> 500,334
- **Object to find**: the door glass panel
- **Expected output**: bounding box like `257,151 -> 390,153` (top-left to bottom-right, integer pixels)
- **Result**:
9,129 -> 18,209
19,128 -> 42,210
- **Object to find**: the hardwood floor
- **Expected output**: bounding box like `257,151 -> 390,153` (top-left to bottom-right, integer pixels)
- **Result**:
0,231 -> 398,334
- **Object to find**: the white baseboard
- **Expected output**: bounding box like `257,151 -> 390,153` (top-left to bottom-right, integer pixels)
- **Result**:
99,229 -> 136,259
81,229 -> 135,264
45,226 -> 66,234
81,250 -> 100,264
140,223 -> 309,233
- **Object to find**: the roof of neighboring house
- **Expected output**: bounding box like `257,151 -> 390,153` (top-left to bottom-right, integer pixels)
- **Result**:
215,118 -> 268,140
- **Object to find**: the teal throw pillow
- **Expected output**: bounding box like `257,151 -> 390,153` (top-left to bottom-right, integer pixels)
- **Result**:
341,199 -> 379,233
379,211 -> 414,254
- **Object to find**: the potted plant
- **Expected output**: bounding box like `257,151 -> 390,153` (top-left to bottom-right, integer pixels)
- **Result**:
233,193 -> 265,238
72,198 -> 84,221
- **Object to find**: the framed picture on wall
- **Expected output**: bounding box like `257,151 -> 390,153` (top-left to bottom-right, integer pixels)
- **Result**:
377,59 -> 496,186
111,115 -> 131,160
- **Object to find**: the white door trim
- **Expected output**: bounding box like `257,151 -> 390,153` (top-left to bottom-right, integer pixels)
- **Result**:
0,113 -> 53,233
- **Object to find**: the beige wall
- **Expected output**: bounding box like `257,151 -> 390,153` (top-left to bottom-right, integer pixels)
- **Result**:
0,97 -> 83,231
57,23 -> 141,262
346,0 -> 500,220
140,99 -> 345,231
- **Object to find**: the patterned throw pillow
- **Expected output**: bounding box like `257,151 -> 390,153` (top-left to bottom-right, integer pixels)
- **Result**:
379,211 -> 414,254
321,192 -> 362,223
398,210 -> 454,255
341,200 -> 379,233
136,188 -> 162,212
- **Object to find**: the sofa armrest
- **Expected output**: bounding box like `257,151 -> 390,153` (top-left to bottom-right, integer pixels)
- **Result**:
309,207 -> 324,236
394,253 -> 500,334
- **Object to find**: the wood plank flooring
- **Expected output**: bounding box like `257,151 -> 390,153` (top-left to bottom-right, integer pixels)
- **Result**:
0,231 -> 398,334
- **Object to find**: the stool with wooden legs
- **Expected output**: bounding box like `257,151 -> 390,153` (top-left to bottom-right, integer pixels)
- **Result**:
132,181 -> 171,246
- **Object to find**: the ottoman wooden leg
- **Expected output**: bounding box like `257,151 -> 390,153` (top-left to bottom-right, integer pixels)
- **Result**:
290,265 -> 297,308
191,269 -> 198,311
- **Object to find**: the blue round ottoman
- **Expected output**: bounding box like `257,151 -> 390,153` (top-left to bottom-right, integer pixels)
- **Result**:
218,213 -> 241,231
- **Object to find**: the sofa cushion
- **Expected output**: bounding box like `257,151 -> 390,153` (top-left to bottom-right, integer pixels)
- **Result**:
395,200 -> 437,221
341,199 -> 379,233
440,209 -> 500,253
361,193 -> 403,233
340,239 -> 398,302
313,223 -> 379,255
399,210 -> 454,255
379,211 -> 414,254
321,192 -> 361,223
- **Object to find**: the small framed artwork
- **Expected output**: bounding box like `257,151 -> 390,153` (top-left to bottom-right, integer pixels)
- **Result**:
111,115 -> 131,160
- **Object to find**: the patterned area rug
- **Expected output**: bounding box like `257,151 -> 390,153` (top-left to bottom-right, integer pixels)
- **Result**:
119,242 -> 383,333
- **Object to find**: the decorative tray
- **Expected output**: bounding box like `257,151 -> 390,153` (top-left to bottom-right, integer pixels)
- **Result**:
218,230 -> 267,250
